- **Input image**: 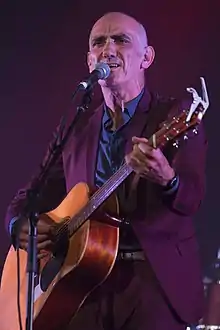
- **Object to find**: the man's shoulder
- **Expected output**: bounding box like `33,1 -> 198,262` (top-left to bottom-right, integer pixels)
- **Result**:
150,92 -> 193,119
151,92 -> 191,109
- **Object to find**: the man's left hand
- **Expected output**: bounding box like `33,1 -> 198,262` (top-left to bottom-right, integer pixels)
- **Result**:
125,136 -> 175,186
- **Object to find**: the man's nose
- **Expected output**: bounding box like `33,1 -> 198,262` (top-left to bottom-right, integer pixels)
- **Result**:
102,40 -> 117,58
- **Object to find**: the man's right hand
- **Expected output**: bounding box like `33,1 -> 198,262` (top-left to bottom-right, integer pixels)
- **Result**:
13,214 -> 57,259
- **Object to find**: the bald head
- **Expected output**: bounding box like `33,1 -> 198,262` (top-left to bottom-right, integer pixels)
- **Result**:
87,11 -> 155,92
89,12 -> 148,50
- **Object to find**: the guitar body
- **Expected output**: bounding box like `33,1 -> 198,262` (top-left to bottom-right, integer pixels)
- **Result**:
0,182 -> 119,330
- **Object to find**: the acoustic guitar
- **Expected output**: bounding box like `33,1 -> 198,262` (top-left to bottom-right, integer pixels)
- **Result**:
0,84 -> 208,330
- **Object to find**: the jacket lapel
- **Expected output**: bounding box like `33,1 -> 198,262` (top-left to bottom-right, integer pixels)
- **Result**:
124,89 -> 152,155
84,104 -> 104,186
63,100 -> 103,190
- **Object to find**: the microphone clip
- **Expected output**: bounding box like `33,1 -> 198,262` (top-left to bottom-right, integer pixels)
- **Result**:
77,88 -> 93,113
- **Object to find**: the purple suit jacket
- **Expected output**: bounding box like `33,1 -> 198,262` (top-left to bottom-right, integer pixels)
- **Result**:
5,89 -> 208,324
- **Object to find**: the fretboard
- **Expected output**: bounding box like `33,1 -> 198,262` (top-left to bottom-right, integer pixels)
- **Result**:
68,162 -> 132,235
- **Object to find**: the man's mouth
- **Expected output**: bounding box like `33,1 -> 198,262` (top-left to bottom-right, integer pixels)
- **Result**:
108,63 -> 120,69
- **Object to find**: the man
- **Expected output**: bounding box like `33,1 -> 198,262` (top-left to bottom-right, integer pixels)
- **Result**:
5,11 -> 207,330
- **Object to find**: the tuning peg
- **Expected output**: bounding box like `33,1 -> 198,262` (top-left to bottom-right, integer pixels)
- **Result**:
192,127 -> 198,135
162,122 -> 169,129
183,134 -> 188,140
172,140 -> 179,148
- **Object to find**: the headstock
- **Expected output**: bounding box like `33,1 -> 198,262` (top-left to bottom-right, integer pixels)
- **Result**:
150,77 -> 209,149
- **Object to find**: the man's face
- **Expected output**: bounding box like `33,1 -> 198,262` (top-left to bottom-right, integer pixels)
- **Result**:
87,14 -> 149,88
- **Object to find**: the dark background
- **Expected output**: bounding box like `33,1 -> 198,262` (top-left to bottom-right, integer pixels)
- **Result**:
0,1 -> 219,277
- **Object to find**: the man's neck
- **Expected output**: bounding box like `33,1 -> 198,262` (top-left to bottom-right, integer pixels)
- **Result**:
101,82 -> 145,113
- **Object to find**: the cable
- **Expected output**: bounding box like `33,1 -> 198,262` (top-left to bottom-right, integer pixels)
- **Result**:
16,247 -> 23,330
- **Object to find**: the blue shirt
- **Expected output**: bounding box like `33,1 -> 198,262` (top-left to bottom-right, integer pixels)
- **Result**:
95,90 -> 144,188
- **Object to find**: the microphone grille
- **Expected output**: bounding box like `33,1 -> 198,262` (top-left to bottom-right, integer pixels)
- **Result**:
95,62 -> 111,79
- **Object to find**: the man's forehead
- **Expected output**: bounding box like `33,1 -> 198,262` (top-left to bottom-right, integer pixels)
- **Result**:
89,14 -> 147,46
90,22 -> 135,39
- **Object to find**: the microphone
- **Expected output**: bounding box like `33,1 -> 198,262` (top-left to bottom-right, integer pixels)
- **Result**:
78,62 -> 110,90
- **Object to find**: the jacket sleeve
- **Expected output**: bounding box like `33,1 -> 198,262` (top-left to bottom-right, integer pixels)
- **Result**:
163,120 -> 208,216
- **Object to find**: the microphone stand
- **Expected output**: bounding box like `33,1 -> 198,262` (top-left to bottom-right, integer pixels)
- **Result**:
24,86 -> 93,330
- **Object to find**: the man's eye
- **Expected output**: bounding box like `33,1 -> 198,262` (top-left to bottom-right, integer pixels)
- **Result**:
92,39 -> 105,47
115,37 -> 129,44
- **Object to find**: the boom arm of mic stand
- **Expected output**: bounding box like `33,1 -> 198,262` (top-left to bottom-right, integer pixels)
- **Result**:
24,86 -> 93,330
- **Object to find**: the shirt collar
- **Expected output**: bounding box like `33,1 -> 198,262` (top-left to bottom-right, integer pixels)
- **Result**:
103,88 -> 145,121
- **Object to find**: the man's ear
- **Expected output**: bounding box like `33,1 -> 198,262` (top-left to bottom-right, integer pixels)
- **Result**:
87,52 -> 91,70
87,51 -> 95,72
141,46 -> 155,69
